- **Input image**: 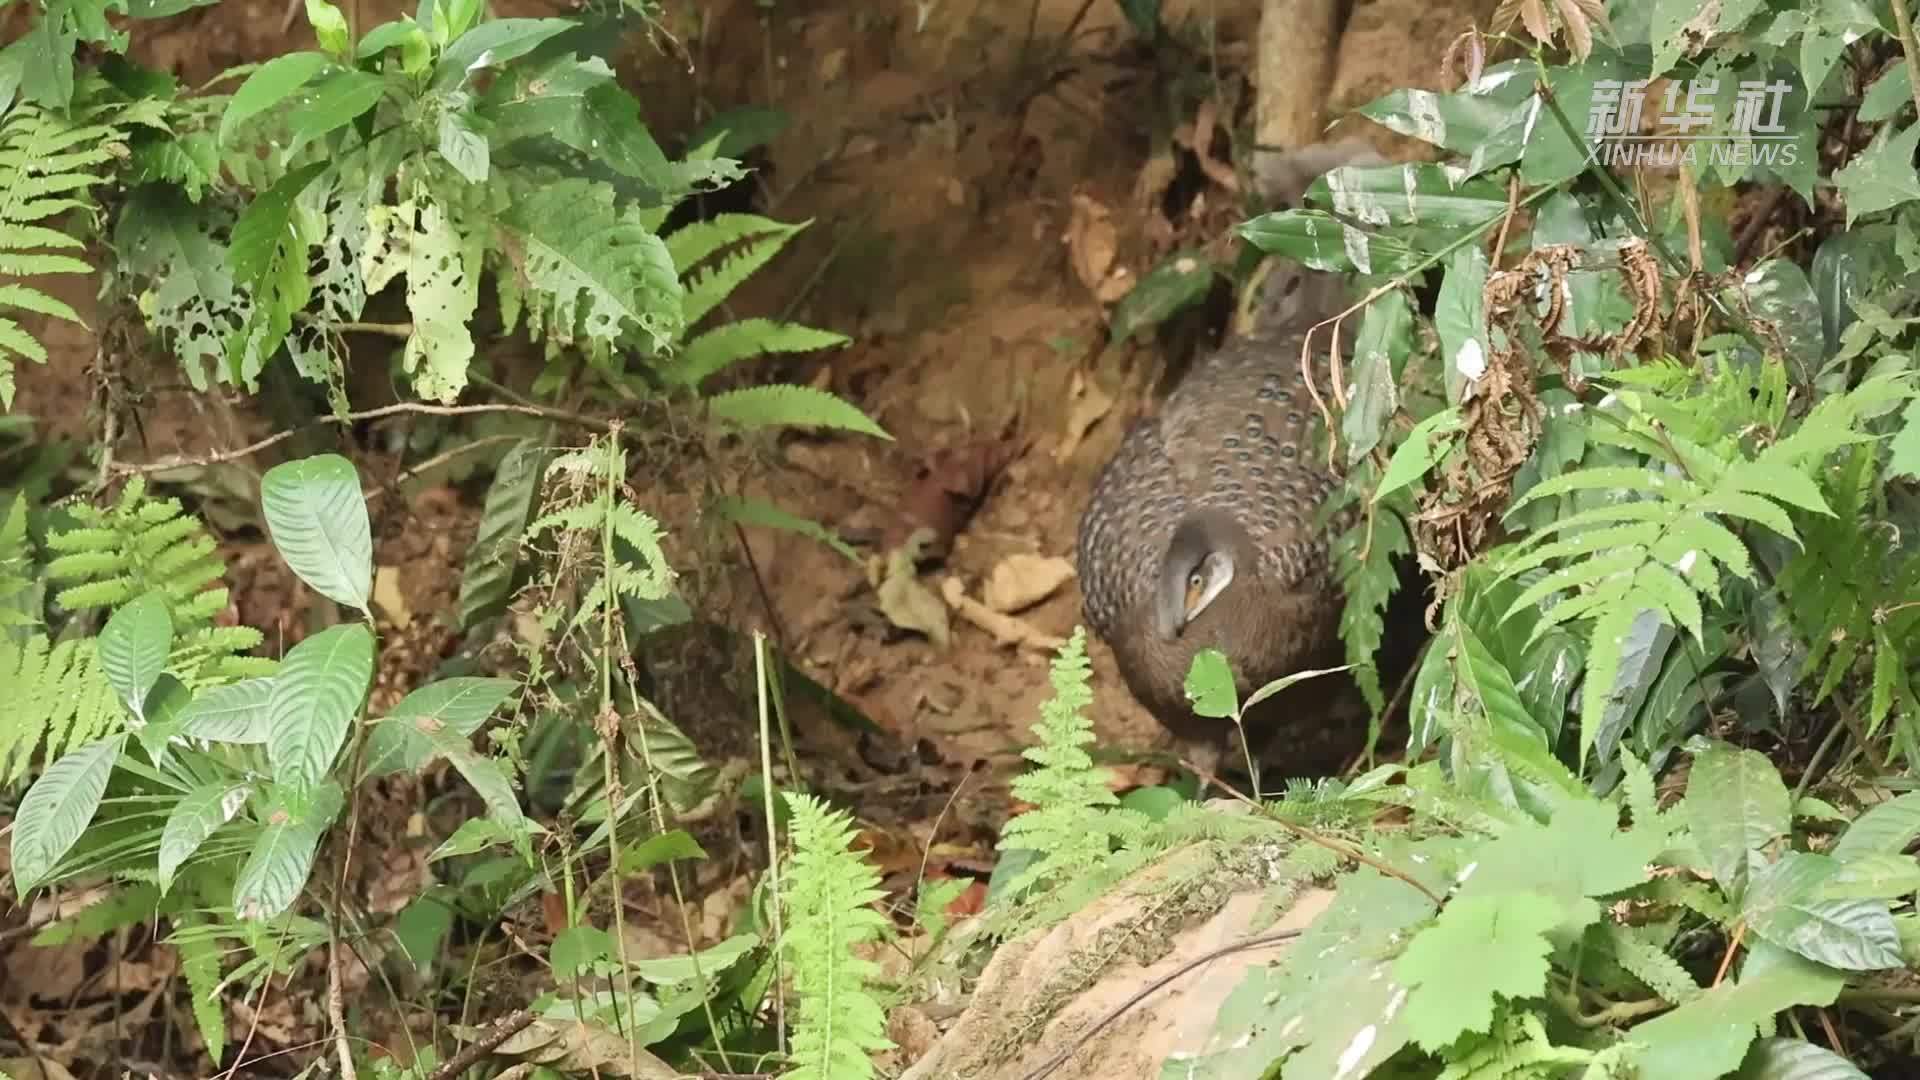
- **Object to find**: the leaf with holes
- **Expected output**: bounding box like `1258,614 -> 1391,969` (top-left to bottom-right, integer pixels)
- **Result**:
97,592 -> 173,720
265,623 -> 373,789
261,453 -> 373,613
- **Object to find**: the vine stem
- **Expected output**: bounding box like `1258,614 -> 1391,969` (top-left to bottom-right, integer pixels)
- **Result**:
1888,0 -> 1920,121
103,401 -> 609,480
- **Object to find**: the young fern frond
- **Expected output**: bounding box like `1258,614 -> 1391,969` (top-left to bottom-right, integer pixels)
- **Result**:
0,83 -> 132,408
44,477 -> 267,681
781,792 -> 893,1080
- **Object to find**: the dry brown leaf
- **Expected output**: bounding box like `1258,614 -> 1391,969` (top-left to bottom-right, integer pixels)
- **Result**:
1054,369 -> 1114,464
941,576 -> 1064,652
982,553 -> 1075,614
1066,190 -> 1118,295
876,531 -> 952,646
372,565 -> 411,627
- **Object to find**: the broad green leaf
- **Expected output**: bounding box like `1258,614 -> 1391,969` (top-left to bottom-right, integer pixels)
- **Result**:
220,52 -> 330,145
233,781 -> 343,920
178,677 -> 277,744
1817,851 -> 1920,900
499,178 -> 683,351
1435,245 -> 1490,405
265,623 -> 374,788
439,736 -> 526,834
364,677 -> 518,775
1308,164 -> 1510,231
1831,791 -> 1920,862
261,453 -> 373,612
158,782 -> 252,893
707,385 -> 891,440
432,17 -> 573,89
1629,949 -> 1844,1079
1375,407 -> 1463,501
10,735 -> 127,893
429,817 -> 514,861
1235,210 -> 1426,275
1355,65 -> 1534,174
1736,260 -> 1826,369
1743,852 -> 1905,970
97,593 -> 173,720
1859,65 -> 1913,123
1737,1037 -> 1870,1079
1109,250 -> 1214,343
1833,123 -> 1920,226
1888,396 -> 1920,482
436,108 -> 488,184
229,162 -> 328,284
615,830 -> 709,874
287,69 -> 387,140
477,55 -> 678,189
1686,742 -> 1792,900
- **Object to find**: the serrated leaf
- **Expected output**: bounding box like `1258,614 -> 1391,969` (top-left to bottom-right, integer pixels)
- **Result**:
233,781 -> 343,920
707,385 -> 891,440
671,319 -> 849,388
1687,742 -> 1791,900
1832,124 -> 1920,226
500,177 -> 683,351
159,782 -> 252,893
1395,891 -> 1562,1050
261,453 -> 373,612
265,623 -> 373,788
1629,950 -> 1844,1079
97,592 -> 173,720
177,677 -> 276,743
220,51 -> 329,145
10,735 -> 127,894
1183,648 -> 1237,718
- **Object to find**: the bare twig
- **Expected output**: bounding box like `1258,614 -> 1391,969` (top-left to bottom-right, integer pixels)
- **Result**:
106,402 -> 609,478
421,1010 -> 536,1080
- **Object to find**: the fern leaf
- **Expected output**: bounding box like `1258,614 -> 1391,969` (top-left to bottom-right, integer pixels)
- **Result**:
781,792 -> 894,1080
715,495 -> 858,563
706,384 -> 891,440
671,214 -> 805,329
669,318 -> 848,388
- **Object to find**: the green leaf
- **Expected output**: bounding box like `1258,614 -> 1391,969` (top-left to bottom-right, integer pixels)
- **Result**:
1307,164 -> 1510,232
1356,73 -> 1533,176
432,17 -> 573,89
1343,290 -> 1411,465
229,162 -> 328,284
1686,742 -> 1792,900
438,734 -> 526,834
1888,396 -> 1920,481
1394,891 -> 1563,1050
363,676 -> 517,775
1244,665 -> 1353,712
1743,852 -> 1905,970
265,623 -> 374,789
261,453 -> 374,613
220,51 -> 330,145
1738,1038 -> 1871,1080
1108,250 -> 1214,343
1831,791 -> 1920,861
436,108 -> 488,184
1628,950 -> 1844,1079
457,439 -> 548,629
286,68 -> 386,140
159,781 -> 252,893
672,319 -> 852,387
233,780 -> 343,920
1817,852 -> 1920,900
478,56 -> 678,190
499,177 -> 683,351
1859,65 -> 1913,123
97,592 -> 173,721
1832,124 -> 1920,226
707,385 -> 891,440
177,676 -> 276,744
715,495 -> 858,563
1375,407 -> 1464,502
1236,209 -> 1426,274
1436,245 -> 1490,405
1184,648 -> 1238,719
305,0 -> 351,58
9,735 -> 127,894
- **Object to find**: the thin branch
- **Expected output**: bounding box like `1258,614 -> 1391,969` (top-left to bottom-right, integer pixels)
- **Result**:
106,402 -> 609,478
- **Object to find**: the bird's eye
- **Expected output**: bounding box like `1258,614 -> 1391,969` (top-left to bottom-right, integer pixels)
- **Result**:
1188,570 -> 1205,589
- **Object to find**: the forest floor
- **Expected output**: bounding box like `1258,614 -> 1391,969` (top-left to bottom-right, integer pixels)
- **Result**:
2,0 -> 1388,1072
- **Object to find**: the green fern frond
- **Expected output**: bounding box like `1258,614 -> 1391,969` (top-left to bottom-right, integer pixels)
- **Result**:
781,791 -> 894,1080
44,477 -> 261,682
706,384 -> 891,440
668,317 -> 848,389
173,911 -> 228,1063
0,633 -> 119,787
0,85 -> 131,408
667,213 -> 805,329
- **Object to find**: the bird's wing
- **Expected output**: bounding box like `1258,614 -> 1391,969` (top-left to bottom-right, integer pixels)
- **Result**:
1077,419 -> 1188,637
